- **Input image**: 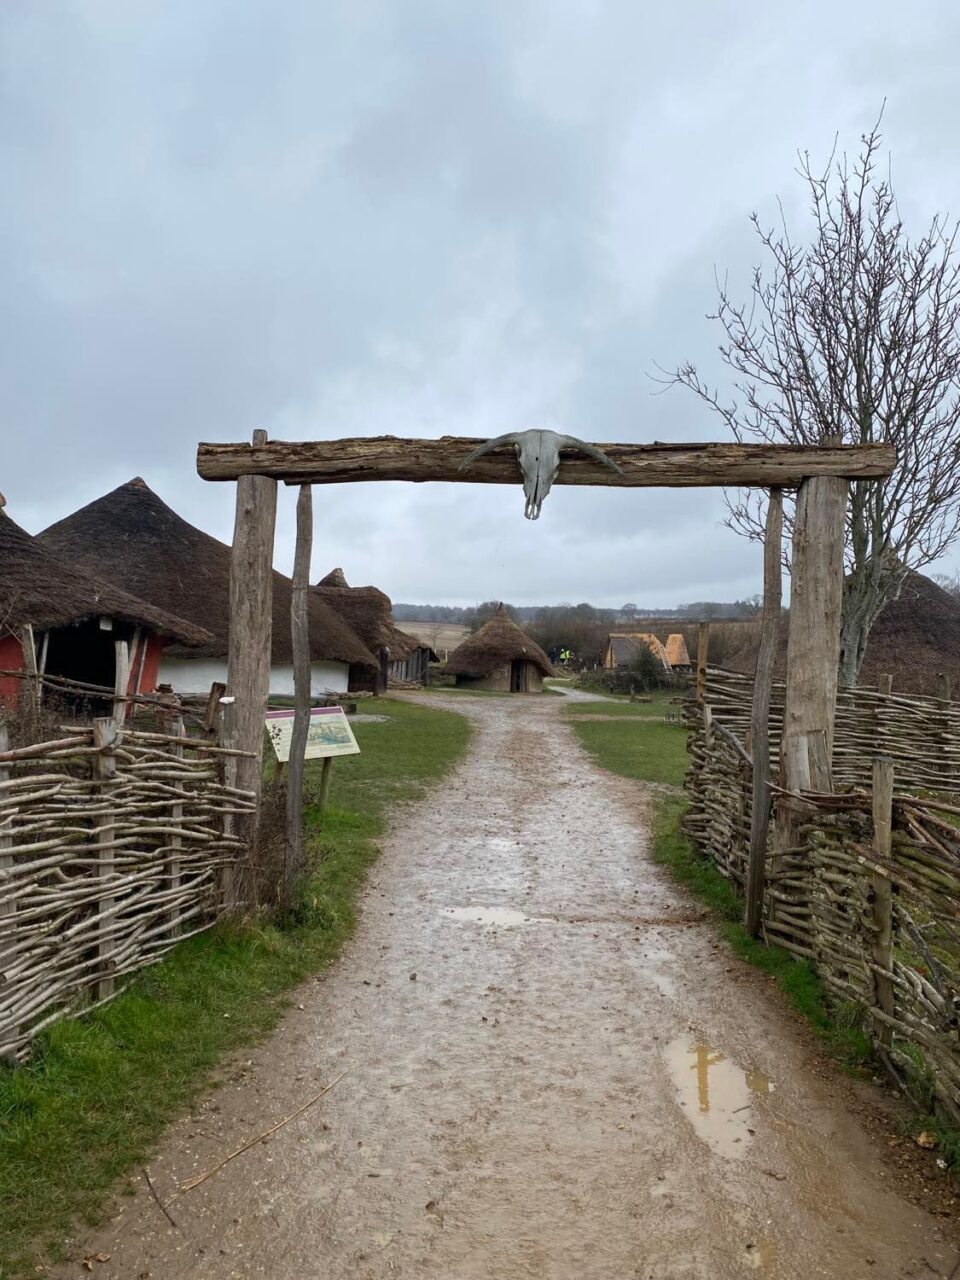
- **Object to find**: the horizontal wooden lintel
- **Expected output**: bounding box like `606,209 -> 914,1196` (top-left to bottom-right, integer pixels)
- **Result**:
197,435 -> 896,488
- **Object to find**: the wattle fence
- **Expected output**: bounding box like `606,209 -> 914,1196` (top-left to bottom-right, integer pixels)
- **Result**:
684,667 -> 960,1124
0,722 -> 255,1061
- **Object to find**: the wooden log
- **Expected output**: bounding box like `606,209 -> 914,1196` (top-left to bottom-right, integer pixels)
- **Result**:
196,436 -> 897,487
695,623 -> 709,703
746,487 -> 782,938
284,484 -> 312,908
226,428 -> 277,851
777,476 -> 847,850
94,717 -> 118,1002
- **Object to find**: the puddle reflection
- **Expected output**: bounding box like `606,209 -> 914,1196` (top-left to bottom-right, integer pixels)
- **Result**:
665,1036 -> 774,1159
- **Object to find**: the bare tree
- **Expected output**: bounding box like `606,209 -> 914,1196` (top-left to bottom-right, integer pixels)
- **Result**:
667,122 -> 960,686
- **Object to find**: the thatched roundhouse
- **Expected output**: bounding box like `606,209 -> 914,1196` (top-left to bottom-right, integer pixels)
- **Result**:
724,569 -> 960,697
0,506 -> 211,709
315,568 -> 436,690
445,605 -> 555,692
39,479 -> 376,696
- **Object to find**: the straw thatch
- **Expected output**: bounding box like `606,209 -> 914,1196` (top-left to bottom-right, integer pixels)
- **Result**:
723,569 -> 960,696
445,605 -> 555,677
314,567 -> 417,660
0,507 -> 210,646
604,632 -> 671,670
664,633 -> 692,668
39,479 -> 376,667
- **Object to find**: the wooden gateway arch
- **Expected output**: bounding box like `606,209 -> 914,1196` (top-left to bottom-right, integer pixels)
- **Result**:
197,433 -> 895,919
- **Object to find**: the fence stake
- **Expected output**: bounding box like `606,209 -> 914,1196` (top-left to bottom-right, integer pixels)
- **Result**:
317,756 -> 335,820
284,483 -> 313,908
94,717 -> 118,1002
871,756 -> 895,1048
219,697 -> 239,909
745,488 -> 782,937
695,623 -> 710,703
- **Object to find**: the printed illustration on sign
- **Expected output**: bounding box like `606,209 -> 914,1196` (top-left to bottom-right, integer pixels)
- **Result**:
265,707 -> 361,762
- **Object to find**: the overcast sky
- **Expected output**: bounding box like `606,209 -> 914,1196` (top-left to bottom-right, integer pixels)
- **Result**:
3,2 -> 960,608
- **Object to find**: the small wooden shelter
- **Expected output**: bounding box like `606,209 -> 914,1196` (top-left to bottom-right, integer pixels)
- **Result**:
603,632 -> 671,672
39,478 -> 377,696
0,505 -> 210,710
445,605 -> 555,692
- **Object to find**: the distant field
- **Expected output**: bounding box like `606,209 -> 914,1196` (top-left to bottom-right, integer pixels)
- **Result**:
397,621 -> 470,658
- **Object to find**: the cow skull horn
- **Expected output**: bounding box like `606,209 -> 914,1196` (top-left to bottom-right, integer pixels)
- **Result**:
459,429 -> 622,520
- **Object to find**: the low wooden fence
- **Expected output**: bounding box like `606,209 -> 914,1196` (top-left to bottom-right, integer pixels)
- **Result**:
0,720 -> 255,1060
685,667 -> 960,1123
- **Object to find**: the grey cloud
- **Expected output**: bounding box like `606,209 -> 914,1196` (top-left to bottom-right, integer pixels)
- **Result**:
3,1 -> 960,608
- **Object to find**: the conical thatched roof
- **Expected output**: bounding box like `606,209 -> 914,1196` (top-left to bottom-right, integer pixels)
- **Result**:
0,507 -> 211,646
39,479 -> 376,667
314,567 -> 417,660
725,569 -> 960,696
664,633 -> 692,667
445,605 -> 555,678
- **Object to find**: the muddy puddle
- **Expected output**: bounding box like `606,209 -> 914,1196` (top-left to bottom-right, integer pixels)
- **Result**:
666,1034 -> 775,1159
442,905 -> 543,927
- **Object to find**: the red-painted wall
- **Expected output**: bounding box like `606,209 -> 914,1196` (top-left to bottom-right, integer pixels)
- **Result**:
0,634 -> 23,709
131,633 -> 163,694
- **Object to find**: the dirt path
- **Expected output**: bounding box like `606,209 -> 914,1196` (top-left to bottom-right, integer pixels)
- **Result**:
56,696 -> 954,1279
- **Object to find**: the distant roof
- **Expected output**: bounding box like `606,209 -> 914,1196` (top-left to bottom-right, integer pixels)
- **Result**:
445,604 -> 555,677
39,478 -> 376,667
664,633 -> 691,667
314,567 -> 417,660
0,507 -> 211,646
606,632 -> 672,669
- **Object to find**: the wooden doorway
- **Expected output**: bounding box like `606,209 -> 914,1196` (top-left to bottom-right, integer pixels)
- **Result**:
510,659 -> 526,693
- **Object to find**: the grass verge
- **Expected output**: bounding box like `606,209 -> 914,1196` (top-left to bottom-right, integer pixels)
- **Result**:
0,697 -> 470,1277
565,696 -> 688,787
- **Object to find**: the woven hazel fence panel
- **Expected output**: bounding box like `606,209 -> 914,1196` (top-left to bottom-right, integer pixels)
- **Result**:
683,668 -> 960,1122
0,726 -> 256,1061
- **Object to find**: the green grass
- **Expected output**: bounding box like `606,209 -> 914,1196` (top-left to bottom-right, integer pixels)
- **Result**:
566,700 -> 689,787
0,697 -> 471,1278
569,712 -> 873,1072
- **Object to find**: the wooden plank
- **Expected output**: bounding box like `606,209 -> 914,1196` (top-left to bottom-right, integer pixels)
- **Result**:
94,717 -> 118,1003
745,488 -> 783,937
871,756 -> 896,1048
226,428 -> 278,853
284,484 -> 313,907
197,436 -> 896,487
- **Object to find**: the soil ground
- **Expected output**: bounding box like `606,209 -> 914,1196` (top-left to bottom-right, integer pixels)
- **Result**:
53,695 -> 958,1279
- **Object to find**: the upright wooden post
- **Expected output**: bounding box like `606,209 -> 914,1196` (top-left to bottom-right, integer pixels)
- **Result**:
93,717 -> 118,1002
777,476 -> 847,849
939,672 -> 953,703
745,488 -> 783,937
18,625 -> 39,730
112,638 -> 131,728
878,673 -> 893,696
226,428 -> 278,850
695,622 -> 709,703
0,722 -> 12,929
317,756 -> 335,820
870,756 -> 895,1048
284,484 -> 313,907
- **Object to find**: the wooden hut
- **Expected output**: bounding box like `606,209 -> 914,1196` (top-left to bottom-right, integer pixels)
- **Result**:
0,505 -> 210,710
664,633 -> 692,673
315,568 -> 436,690
445,605 -> 554,692
602,632 -> 672,673
39,478 -> 377,697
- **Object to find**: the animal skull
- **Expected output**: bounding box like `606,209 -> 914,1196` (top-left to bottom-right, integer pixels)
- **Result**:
459,429 -> 623,520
